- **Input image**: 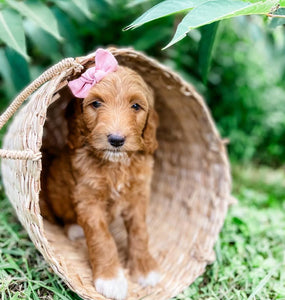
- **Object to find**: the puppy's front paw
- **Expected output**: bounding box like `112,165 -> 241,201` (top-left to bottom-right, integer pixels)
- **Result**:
94,269 -> 128,300
138,270 -> 161,287
128,252 -> 160,287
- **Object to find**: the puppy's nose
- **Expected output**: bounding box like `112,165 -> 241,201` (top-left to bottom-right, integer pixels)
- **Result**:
107,134 -> 125,148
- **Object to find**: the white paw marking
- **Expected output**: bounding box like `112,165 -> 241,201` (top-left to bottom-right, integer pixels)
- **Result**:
94,269 -> 128,300
67,224 -> 85,241
138,271 -> 161,287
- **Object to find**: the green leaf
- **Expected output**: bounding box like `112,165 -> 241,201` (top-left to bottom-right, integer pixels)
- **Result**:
51,0 -> 87,23
0,48 -> 30,98
127,0 -> 151,8
71,0 -> 93,19
0,48 -> 16,97
280,0 -> 285,6
5,47 -> 30,92
23,19 -> 60,61
198,21 -> 219,83
124,0 -> 209,30
0,8 -> 28,60
165,0 -> 278,48
52,7 -> 83,57
6,0 -> 62,41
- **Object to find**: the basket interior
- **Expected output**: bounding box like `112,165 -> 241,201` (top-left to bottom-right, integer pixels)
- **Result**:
38,52 -> 231,299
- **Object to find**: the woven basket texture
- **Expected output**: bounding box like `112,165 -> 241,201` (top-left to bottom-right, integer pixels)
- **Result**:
1,48 -> 232,300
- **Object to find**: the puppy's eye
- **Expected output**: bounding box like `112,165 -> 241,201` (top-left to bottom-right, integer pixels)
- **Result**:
91,100 -> 102,108
131,103 -> 141,111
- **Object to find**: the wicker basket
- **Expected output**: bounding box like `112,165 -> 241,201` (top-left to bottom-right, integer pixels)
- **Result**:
0,48 -> 233,300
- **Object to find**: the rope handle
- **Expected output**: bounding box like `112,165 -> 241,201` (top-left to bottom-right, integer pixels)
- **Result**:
0,57 -> 84,161
0,149 -> 42,161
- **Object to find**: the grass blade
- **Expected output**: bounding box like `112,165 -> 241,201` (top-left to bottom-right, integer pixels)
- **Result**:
248,266 -> 279,300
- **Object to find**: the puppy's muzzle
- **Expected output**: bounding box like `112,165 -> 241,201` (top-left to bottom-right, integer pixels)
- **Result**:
107,134 -> 125,148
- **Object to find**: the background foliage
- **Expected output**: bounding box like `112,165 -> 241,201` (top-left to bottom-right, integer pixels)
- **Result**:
0,0 -> 285,165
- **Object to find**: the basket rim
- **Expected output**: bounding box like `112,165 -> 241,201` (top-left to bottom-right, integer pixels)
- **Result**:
1,47 -> 233,300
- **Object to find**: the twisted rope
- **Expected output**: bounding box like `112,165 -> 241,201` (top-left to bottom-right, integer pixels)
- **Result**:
0,58 -> 83,130
0,57 -> 83,160
0,149 -> 42,161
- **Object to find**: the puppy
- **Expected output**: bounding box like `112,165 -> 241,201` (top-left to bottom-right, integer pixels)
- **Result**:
44,65 -> 160,300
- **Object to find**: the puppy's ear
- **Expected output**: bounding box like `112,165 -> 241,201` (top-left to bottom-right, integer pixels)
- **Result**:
143,108 -> 159,154
65,98 -> 85,149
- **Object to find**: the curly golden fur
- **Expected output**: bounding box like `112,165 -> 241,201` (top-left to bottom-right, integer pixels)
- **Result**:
41,66 -> 159,299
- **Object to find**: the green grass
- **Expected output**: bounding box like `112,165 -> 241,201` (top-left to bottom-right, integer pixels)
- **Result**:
0,184 -> 81,300
1,165 -> 284,299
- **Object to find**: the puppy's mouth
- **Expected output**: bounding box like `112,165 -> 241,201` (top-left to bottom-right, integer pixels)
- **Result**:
104,148 -> 124,152
102,149 -> 128,163
103,148 -> 125,154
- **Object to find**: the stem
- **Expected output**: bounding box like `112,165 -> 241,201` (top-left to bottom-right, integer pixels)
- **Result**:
267,13 -> 285,18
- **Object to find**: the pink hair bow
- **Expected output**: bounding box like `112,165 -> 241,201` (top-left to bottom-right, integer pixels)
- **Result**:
68,49 -> 118,98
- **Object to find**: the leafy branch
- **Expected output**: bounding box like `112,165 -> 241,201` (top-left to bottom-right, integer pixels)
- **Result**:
125,0 -> 285,81
126,0 -> 285,49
